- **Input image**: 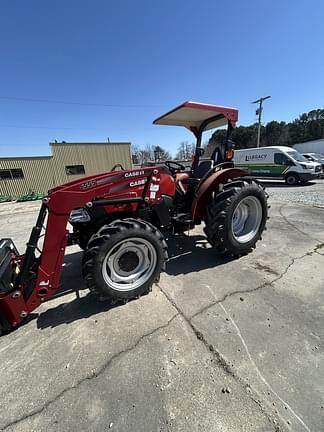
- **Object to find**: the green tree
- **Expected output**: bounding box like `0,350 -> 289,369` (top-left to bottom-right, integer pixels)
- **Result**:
232,125 -> 258,149
263,121 -> 288,146
288,109 -> 324,144
204,130 -> 227,156
206,107 -> 324,152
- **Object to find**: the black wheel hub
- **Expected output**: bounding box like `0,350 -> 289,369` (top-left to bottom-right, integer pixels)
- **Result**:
118,251 -> 139,272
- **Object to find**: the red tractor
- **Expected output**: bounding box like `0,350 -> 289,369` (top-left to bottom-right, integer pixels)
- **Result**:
0,101 -> 268,334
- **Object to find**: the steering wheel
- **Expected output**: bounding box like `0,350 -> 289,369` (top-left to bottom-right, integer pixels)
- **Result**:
164,160 -> 186,175
111,163 -> 124,171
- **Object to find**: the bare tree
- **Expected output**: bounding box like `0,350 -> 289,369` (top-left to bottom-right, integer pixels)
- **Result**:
132,144 -> 171,165
175,141 -> 195,160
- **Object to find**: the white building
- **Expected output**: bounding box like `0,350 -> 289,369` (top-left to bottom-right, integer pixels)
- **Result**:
293,138 -> 324,155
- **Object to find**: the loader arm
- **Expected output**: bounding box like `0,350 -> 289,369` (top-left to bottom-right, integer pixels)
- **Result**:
0,167 -> 168,327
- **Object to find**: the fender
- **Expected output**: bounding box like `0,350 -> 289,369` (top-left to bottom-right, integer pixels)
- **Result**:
191,167 -> 247,221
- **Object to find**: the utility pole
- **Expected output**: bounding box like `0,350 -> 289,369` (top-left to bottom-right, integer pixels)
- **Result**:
252,95 -> 271,147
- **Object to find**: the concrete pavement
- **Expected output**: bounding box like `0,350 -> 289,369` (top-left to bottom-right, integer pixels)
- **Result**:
0,195 -> 323,431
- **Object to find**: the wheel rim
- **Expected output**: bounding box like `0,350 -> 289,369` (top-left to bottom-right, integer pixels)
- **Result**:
232,196 -> 263,243
102,237 -> 157,292
287,175 -> 296,185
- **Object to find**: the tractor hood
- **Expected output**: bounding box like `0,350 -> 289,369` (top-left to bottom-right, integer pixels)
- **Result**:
153,101 -> 238,135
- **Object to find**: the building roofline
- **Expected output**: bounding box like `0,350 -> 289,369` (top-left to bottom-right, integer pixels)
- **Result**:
0,155 -> 52,161
50,141 -> 131,146
0,142 -> 131,160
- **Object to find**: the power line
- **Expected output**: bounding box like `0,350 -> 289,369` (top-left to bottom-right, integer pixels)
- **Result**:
0,123 -> 100,131
0,123 -> 153,132
0,96 -> 166,108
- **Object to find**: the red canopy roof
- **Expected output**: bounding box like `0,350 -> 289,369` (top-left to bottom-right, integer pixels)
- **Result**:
153,101 -> 238,133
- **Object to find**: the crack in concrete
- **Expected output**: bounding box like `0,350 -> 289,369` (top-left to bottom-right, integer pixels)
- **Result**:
157,240 -> 324,431
218,302 -> 311,432
314,243 -> 324,254
278,204 -> 322,243
157,285 -> 279,431
190,243 -> 323,321
0,313 -> 179,431
158,285 -> 237,378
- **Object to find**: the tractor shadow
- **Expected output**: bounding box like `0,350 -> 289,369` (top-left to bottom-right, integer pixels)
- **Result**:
37,292 -> 119,330
165,234 -> 234,275
37,250 -> 119,330
37,235 -> 234,329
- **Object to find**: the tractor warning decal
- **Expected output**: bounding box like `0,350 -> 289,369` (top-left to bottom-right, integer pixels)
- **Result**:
149,182 -> 160,199
150,184 -> 159,192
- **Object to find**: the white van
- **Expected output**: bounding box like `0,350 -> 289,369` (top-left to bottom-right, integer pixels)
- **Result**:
233,146 -> 321,185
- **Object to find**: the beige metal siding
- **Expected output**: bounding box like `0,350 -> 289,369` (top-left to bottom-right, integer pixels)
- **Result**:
0,157 -> 54,196
0,142 -> 132,197
50,143 -> 132,185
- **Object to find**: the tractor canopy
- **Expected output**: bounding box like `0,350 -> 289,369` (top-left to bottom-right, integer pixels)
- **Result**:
153,101 -> 238,137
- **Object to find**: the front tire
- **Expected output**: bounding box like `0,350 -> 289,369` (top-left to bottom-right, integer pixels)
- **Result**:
285,173 -> 299,185
73,226 -> 95,250
204,179 -> 268,256
82,219 -> 168,302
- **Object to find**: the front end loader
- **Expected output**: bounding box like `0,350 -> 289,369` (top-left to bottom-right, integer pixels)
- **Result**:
0,101 -> 268,335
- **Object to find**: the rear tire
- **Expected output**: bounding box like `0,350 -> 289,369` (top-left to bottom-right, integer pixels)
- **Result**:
82,219 -> 168,302
204,179 -> 268,256
285,173 -> 299,185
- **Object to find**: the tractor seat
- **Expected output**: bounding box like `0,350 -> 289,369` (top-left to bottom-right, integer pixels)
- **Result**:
175,160 -> 214,195
193,160 -> 214,178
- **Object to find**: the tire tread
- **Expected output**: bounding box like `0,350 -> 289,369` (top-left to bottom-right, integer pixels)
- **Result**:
204,178 -> 268,256
82,218 -> 168,302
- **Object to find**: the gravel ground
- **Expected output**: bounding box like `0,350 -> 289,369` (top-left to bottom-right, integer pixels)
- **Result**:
263,178 -> 324,207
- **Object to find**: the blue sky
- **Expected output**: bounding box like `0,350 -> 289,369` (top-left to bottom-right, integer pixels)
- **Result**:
0,0 -> 323,157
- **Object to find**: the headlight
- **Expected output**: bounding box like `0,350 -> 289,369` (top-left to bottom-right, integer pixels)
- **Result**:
69,208 -> 91,223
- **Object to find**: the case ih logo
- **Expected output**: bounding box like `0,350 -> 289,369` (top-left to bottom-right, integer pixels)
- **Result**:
124,170 -> 145,178
129,178 -> 147,187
